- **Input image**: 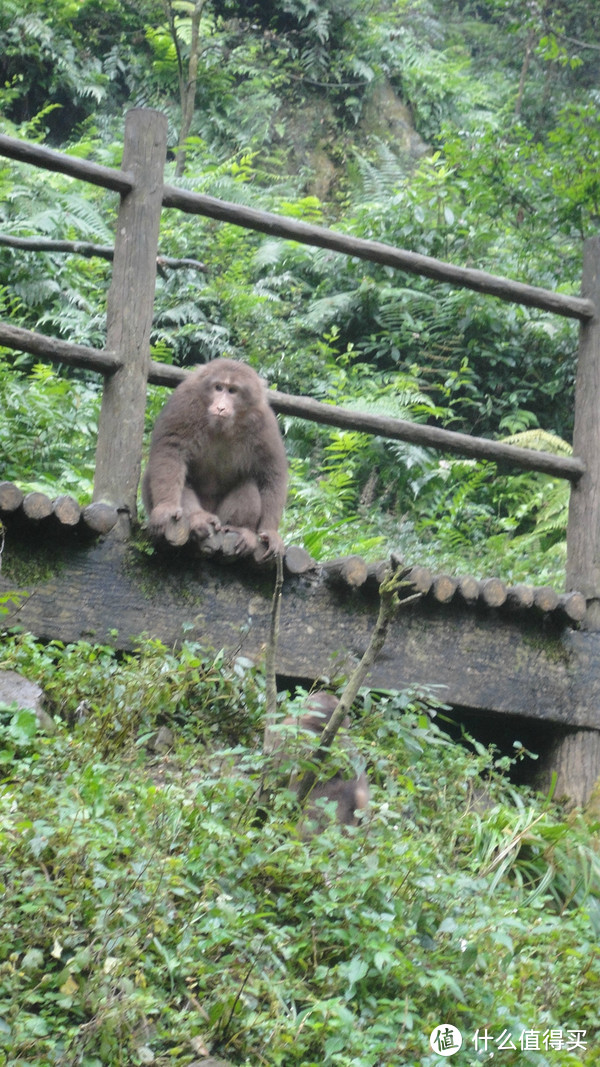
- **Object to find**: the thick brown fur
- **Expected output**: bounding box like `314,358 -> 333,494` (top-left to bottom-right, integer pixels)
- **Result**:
142,359 -> 288,557
273,691 -> 370,828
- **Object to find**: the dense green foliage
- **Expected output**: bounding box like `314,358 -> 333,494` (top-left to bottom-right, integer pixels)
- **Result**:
1,633 -> 599,1066
1,0 -> 600,577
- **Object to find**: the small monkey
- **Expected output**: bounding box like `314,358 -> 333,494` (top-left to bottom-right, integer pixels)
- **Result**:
142,359 -> 288,557
268,691 -> 369,828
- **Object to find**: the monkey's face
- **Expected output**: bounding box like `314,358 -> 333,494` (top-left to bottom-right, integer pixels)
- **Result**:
207,380 -> 239,422
202,370 -> 258,433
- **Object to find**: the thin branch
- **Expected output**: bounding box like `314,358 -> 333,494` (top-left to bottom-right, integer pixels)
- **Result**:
295,563 -> 421,807
552,29 -> 600,52
263,552 -> 284,752
0,234 -> 207,271
0,234 -> 114,259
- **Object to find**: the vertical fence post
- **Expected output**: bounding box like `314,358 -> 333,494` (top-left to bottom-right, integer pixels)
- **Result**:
566,236 -> 600,627
93,107 -> 167,526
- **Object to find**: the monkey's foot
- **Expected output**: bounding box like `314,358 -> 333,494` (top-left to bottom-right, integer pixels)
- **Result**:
222,525 -> 259,556
256,529 -> 286,560
188,511 -> 222,540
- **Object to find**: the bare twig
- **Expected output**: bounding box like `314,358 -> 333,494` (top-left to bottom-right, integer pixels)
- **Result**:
262,552 -> 284,753
0,233 -> 207,272
295,563 -> 421,807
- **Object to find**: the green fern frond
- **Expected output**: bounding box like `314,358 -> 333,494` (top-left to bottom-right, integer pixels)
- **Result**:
304,291 -> 357,330
500,430 -> 572,455
58,193 -> 114,243
253,240 -> 286,270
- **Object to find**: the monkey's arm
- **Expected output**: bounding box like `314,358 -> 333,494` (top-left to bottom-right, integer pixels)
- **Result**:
259,489 -> 287,553
142,438 -> 189,535
256,431 -> 288,557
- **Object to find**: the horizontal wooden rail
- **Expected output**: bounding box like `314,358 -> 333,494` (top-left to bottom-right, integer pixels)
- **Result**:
0,322 -> 121,374
0,133 -> 133,193
146,360 -> 584,481
269,389 -> 585,480
162,184 -> 594,321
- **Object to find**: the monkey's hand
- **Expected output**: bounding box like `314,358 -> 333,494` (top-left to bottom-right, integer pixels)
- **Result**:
188,509 -> 222,540
257,528 -> 286,560
148,502 -> 183,536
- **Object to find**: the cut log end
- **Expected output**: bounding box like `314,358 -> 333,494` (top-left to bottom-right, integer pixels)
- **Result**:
284,544 -> 317,576
322,555 -> 368,589
0,481 -> 24,513
533,585 -> 560,614
505,583 -> 535,611
558,591 -> 587,623
479,577 -> 507,609
22,491 -> 54,522
431,573 -> 458,604
81,501 -> 120,535
52,494 -> 82,527
407,565 -> 433,596
457,575 -> 480,604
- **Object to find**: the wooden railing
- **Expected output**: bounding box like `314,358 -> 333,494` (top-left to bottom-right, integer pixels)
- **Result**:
0,109 -> 599,616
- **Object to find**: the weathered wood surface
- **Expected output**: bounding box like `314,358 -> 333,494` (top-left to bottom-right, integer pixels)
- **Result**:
1,534 -> 599,731
0,126 -> 592,319
22,491 -> 54,522
0,132 -> 133,193
539,729 -> 600,808
93,109 -> 168,519
0,234 -> 207,273
0,485 -> 587,619
322,555 -> 369,589
0,481 -> 24,513
0,317 -> 584,479
268,389 -> 586,481
0,322 -> 121,375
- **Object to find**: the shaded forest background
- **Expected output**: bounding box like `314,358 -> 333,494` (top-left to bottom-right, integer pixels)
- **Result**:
2,4 -> 600,1066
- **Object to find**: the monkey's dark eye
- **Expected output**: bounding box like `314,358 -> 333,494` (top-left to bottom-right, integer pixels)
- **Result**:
214,383 -> 224,392
228,385 -> 238,394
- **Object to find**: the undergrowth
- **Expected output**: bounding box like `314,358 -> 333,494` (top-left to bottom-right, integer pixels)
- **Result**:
0,633 -> 599,1065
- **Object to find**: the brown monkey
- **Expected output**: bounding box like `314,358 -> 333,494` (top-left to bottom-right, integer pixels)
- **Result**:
268,691 -> 369,828
142,359 -> 288,557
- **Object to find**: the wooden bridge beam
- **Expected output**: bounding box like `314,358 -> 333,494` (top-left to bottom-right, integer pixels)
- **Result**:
2,535 -> 600,804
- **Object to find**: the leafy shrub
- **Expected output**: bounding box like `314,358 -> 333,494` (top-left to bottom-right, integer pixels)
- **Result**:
0,633 -> 598,1065
0,355 -> 100,498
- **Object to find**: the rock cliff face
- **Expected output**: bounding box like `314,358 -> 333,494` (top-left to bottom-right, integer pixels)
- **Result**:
272,79 -> 429,203
359,82 -> 429,164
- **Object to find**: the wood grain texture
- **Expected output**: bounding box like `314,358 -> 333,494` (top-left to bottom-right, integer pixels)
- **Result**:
0,132 -> 133,192
567,236 -> 600,623
0,322 -> 121,374
146,362 -> 585,480
93,109 -> 168,519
